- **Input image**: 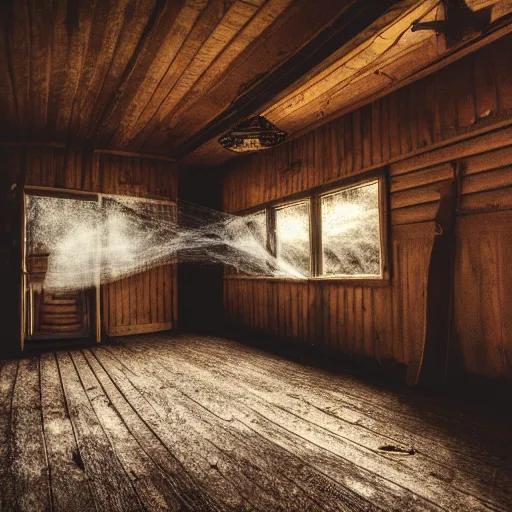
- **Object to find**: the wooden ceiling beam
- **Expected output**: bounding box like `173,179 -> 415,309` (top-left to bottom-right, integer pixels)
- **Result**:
264,0 -> 442,134
269,12 -> 512,144
171,0 -> 410,160
163,0 -> 422,157
142,0 -> 344,154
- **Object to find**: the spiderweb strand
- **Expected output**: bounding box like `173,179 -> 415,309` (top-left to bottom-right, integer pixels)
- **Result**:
26,195 -> 306,291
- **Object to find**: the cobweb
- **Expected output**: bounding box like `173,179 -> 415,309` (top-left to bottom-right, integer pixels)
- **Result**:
26,195 -> 306,291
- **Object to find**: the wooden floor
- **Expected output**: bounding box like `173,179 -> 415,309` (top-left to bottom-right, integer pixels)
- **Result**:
1,334 -> 511,511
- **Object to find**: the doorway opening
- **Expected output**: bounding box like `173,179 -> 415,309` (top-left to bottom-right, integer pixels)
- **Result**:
23,190 -> 101,344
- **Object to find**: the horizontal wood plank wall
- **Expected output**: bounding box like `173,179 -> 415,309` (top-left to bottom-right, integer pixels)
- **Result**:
8,147 -> 179,338
223,36 -> 512,378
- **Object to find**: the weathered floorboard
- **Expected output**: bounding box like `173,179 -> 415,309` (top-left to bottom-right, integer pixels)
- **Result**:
40,352 -> 96,511
0,334 -> 511,511
125,337 -> 505,511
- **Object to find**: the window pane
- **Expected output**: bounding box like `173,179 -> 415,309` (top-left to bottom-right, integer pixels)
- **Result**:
321,181 -> 381,277
275,201 -> 310,276
225,210 -> 267,276
244,210 -> 267,249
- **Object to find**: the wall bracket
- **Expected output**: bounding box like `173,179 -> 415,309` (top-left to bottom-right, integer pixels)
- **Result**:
411,0 -> 492,48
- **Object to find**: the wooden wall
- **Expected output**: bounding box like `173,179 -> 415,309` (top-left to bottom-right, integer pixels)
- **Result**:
222,35 -> 512,379
0,146 -> 178,350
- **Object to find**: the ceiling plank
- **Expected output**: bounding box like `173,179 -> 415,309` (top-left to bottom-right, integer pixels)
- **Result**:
129,0 -> 265,149
80,0 -> 157,141
164,0 -> 295,121
92,0 -> 190,148
29,0 -> 53,139
46,0 -> 69,140
100,0 -> 208,149
112,0 -> 226,148
6,0 -> 31,136
53,0 -> 96,141
67,0 -> 134,143
0,3 -> 18,139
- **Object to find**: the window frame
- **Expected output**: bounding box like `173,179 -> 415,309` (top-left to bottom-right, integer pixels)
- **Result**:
228,167 -> 390,285
316,178 -> 384,280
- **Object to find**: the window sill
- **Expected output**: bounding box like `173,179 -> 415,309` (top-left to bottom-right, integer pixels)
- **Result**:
223,275 -> 390,286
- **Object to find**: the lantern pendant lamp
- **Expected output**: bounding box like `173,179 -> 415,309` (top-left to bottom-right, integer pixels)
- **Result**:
218,116 -> 287,153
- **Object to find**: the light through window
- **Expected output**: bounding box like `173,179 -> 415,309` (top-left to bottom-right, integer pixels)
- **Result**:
320,181 -> 381,277
275,201 -> 310,276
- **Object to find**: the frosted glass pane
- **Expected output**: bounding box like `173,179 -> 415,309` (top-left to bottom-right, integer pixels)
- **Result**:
321,181 -> 380,276
275,201 -> 310,276
245,210 -> 267,249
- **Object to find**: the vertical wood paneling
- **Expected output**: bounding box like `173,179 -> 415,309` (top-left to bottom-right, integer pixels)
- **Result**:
329,285 -> 337,351
347,288 -> 357,355
363,287 -> 373,358
455,212 -> 512,377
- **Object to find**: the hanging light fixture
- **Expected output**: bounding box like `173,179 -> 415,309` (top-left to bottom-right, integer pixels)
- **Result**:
218,115 -> 287,153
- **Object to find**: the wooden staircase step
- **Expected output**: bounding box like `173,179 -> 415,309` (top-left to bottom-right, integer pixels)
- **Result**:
41,298 -> 77,306
39,323 -> 83,333
40,304 -> 79,314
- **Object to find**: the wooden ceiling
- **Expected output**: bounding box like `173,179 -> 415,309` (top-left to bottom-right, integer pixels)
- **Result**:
0,0 -> 511,165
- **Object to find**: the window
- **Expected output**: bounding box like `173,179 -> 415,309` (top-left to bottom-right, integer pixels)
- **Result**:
244,209 -> 267,250
275,200 -> 311,277
227,171 -> 387,282
320,180 -> 381,277
224,209 -> 268,276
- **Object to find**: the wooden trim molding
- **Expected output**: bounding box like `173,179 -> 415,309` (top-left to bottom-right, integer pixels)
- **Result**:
24,185 -> 177,205
223,275 -> 391,287
0,144 -> 176,163
93,148 -> 176,163
108,322 -> 173,337
24,185 -> 100,201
